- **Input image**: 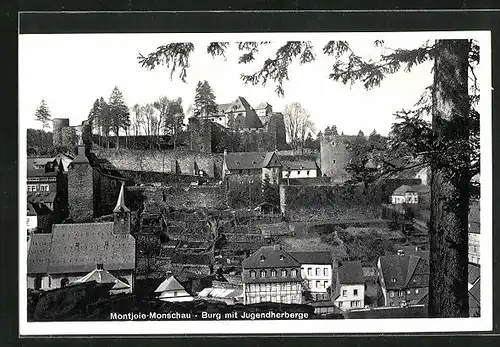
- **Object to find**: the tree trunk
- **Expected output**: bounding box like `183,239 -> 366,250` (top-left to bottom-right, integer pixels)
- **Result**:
428,39 -> 470,317
115,127 -> 120,150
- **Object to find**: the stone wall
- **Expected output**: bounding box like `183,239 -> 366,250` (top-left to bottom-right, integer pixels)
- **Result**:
128,185 -> 227,210
94,148 -> 223,178
279,184 -> 379,222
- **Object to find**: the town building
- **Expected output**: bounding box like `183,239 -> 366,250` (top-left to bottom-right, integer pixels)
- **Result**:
27,157 -> 65,215
468,263 -> 480,317
332,261 -> 365,310
390,184 -> 430,204
280,158 -> 319,179
224,151 -> 282,184
154,274 -> 194,302
289,251 -> 333,301
27,183 -> 136,291
468,201 -> 480,265
241,245 -> 303,305
377,254 -> 429,307
73,264 -> 132,294
415,166 -> 430,186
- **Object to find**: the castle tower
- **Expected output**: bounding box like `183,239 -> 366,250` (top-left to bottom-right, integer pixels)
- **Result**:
113,182 -> 131,234
53,118 -> 70,146
319,133 -> 351,183
68,144 -> 94,222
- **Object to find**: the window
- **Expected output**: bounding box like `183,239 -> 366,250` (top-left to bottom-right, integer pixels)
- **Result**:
407,290 -> 411,295
291,269 -> 297,277
27,185 -> 37,192
342,289 -> 347,297
281,269 -> 287,277
324,281 -> 328,288
279,255 -> 284,260
250,270 -> 256,278
271,270 -> 277,277
316,280 -> 321,288
306,170 -> 310,176
353,289 -> 358,296
111,180 -> 117,188
309,280 -> 314,288
333,160 -> 336,164
297,171 -> 301,175
307,268 -> 312,276
391,278 -> 397,283
260,270 -> 266,278
173,291 -> 178,297
104,241 -> 109,249
39,184 -> 49,192
260,255 -> 265,262
75,242 -> 80,250
315,268 -> 321,276
338,301 -> 343,308
389,291 -> 395,298
398,291 -> 403,297
415,289 -> 419,294
323,268 -> 328,276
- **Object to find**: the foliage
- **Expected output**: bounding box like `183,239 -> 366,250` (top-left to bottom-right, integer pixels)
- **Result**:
193,80 -> 218,118
27,128 -> 53,151
108,86 -> 131,148
262,174 -> 280,207
34,100 -> 52,130
283,102 -> 315,152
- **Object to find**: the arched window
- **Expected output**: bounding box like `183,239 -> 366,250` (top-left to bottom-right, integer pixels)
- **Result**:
271,269 -> 277,277
291,269 -> 297,278
260,270 -> 266,278
281,269 -> 287,277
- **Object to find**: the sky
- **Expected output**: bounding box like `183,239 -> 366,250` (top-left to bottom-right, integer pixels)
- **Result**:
19,33 -> 438,136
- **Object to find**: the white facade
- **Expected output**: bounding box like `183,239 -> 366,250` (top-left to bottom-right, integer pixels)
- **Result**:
468,232 -> 480,265
391,192 -> 419,204
301,264 -> 332,300
334,284 -> 365,311
282,168 -> 318,179
158,290 -> 194,302
27,215 -> 37,230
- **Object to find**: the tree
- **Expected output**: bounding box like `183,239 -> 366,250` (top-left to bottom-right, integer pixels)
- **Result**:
34,100 -> 52,130
262,174 -> 280,208
324,125 -> 338,136
154,96 -> 185,149
193,80 -> 218,118
138,39 -> 480,317
88,97 -> 112,148
283,102 -> 315,153
108,86 -> 130,149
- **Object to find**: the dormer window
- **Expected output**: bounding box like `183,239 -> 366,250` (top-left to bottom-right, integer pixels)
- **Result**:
281,269 -> 287,277
392,278 -> 397,283
271,270 -> 277,277
250,270 -> 256,278
291,269 -> 297,278
279,255 -> 284,260
260,255 -> 266,262
260,270 -> 266,278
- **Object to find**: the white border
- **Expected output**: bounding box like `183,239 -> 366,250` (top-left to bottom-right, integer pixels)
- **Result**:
19,30 -> 492,335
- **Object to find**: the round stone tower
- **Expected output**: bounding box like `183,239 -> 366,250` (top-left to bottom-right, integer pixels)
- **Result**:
53,118 -> 70,146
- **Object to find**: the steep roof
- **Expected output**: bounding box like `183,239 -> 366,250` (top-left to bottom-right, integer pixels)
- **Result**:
27,233 -> 52,274
113,183 -> 130,213
27,168 -> 58,178
72,145 -> 89,164
288,251 -> 333,265
378,255 -> 429,290
242,246 -> 300,269
280,158 -> 318,171
255,102 -> 272,110
155,275 -> 187,293
46,222 -> 135,274
392,185 -> 414,195
337,261 -> 364,285
73,267 -> 131,290
225,151 -> 280,170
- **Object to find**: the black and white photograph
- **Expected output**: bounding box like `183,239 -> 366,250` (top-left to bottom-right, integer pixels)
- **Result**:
19,25 -> 492,335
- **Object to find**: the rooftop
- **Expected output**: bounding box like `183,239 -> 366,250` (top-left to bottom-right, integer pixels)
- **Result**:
242,245 -> 300,269
378,254 -> 429,290
225,151 -> 280,170
288,251 -> 333,265
337,261 -> 364,285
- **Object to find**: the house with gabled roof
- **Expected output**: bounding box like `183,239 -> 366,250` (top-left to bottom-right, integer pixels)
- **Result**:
377,254 -> 429,307
390,184 -> 430,204
225,151 -> 282,185
26,183 -> 136,292
332,261 -> 365,310
155,274 -> 193,302
280,157 -> 319,179
242,245 -> 303,305
289,251 -> 333,301
73,264 -> 131,293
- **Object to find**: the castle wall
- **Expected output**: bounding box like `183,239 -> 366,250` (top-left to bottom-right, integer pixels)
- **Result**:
94,149 -> 223,178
